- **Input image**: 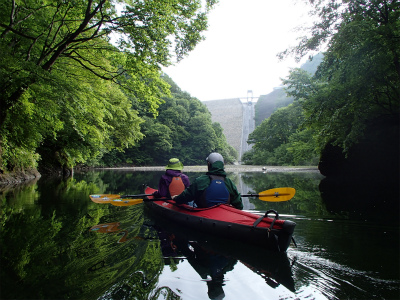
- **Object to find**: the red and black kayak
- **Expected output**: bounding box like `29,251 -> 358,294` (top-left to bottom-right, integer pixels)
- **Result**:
144,187 -> 296,252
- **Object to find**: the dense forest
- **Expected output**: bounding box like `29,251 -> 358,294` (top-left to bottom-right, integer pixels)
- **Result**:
244,0 -> 399,179
0,0 -> 398,181
100,74 -> 237,167
0,0 -> 224,177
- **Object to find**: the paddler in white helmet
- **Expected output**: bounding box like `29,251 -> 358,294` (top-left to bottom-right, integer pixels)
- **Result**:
172,152 -> 243,209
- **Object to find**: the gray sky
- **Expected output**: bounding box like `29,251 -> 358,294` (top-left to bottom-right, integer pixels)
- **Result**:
163,0 -> 312,101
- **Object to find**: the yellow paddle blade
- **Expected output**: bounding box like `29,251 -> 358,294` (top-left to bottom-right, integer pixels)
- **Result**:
110,198 -> 145,206
258,187 -> 296,202
90,194 -> 121,203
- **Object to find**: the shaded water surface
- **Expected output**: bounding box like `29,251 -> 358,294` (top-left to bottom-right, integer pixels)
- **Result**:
0,169 -> 398,300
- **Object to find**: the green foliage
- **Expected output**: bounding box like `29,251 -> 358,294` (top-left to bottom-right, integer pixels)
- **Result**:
281,0 -> 400,153
1,136 -> 40,171
247,54 -> 323,166
101,75 -> 237,166
286,129 -> 320,166
0,0 -> 218,172
34,62 -> 150,169
0,176 -> 167,299
244,102 -> 318,165
249,0 -> 399,168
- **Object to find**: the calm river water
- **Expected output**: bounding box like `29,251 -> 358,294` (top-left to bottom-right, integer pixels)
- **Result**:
1,169 -> 399,300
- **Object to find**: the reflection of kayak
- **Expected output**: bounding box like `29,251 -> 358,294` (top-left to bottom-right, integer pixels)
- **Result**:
144,187 -> 296,252
150,215 -> 295,292
89,222 -> 138,243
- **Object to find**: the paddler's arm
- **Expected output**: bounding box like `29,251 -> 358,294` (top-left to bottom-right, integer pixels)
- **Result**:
225,178 -> 243,210
230,193 -> 243,210
153,177 -> 168,198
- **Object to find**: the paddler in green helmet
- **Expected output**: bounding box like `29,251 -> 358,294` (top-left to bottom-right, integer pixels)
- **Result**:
153,158 -> 190,198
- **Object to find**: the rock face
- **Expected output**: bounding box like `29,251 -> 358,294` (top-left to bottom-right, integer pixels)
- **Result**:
0,169 -> 41,185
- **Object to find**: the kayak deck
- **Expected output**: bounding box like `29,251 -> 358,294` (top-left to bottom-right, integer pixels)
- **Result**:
145,187 -> 296,252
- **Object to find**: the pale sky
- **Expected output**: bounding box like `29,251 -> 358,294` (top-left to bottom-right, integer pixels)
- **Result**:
163,0 -> 312,101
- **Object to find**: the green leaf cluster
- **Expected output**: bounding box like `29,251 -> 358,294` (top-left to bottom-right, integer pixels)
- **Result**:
246,0 -> 399,168
0,0 -> 218,172
281,0 -> 399,152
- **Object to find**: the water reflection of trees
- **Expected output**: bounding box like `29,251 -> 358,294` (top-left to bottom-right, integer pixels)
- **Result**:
73,169 -> 166,196
0,170 -> 318,300
241,172 -> 330,217
0,177 -> 168,300
5,170 -> 396,300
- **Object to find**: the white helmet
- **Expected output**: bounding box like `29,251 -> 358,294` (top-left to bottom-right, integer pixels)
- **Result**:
206,152 -> 224,164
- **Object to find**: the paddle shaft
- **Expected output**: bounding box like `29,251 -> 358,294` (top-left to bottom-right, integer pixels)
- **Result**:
120,194 -> 152,198
132,193 -> 292,200
91,187 -> 295,205
111,194 -> 290,200
242,193 -> 291,197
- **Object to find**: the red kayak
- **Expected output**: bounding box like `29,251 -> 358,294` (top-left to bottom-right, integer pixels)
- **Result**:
144,187 -> 296,252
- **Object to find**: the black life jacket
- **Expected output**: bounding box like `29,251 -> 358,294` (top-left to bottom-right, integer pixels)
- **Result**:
199,175 -> 230,207
168,176 -> 185,197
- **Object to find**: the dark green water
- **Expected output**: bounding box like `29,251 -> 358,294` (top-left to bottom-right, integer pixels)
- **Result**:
1,169 -> 399,300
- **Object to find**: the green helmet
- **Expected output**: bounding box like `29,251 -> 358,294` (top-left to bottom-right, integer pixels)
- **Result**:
166,158 -> 183,171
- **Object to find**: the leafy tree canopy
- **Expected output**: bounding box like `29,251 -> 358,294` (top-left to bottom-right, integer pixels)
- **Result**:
281,0 -> 399,152
246,0 -> 399,168
0,0 -> 218,172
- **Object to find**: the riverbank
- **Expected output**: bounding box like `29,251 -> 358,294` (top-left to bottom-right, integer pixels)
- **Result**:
95,165 -> 321,173
0,169 -> 41,185
0,165 -> 321,186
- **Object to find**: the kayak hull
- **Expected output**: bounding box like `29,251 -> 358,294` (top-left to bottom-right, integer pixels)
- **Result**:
145,187 -> 296,252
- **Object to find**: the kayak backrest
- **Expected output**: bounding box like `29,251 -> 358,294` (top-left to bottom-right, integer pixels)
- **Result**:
168,176 -> 185,197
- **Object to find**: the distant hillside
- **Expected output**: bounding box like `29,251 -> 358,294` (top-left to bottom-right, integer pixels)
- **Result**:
255,53 -> 324,126
301,53 -> 324,74
254,88 -> 294,126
